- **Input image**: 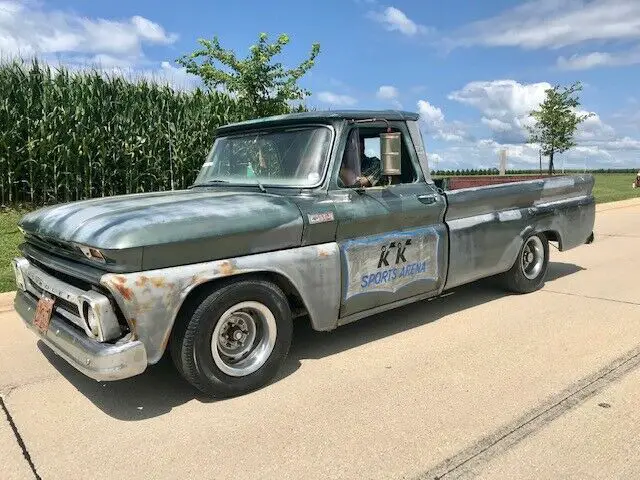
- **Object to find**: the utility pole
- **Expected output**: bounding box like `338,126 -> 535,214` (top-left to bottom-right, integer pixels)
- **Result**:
499,149 -> 507,175
539,149 -> 542,175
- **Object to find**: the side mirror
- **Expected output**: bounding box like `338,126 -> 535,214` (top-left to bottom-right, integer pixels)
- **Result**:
380,132 -> 401,176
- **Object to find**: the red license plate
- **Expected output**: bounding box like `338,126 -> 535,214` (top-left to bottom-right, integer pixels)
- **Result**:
33,295 -> 55,334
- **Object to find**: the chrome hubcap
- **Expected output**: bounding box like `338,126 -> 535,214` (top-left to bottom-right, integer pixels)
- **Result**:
521,236 -> 544,280
211,301 -> 277,377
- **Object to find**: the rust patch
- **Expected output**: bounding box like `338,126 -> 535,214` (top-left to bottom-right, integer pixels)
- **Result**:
109,278 -> 133,301
135,275 -> 149,287
129,317 -> 137,334
317,247 -> 330,258
190,271 -> 212,287
218,260 -> 235,276
127,318 -> 138,340
160,330 -> 171,353
150,277 -> 166,288
113,283 -> 133,301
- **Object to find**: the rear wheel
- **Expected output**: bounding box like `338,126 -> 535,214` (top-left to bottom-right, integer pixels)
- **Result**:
170,279 -> 292,398
501,233 -> 549,294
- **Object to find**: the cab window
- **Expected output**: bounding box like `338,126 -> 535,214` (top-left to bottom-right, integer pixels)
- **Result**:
337,127 -> 417,188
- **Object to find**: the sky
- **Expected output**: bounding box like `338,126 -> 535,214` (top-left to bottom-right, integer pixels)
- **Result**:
2,0 -> 640,171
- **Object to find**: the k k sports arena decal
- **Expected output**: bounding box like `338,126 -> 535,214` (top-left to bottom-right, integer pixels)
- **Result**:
340,227 -> 441,300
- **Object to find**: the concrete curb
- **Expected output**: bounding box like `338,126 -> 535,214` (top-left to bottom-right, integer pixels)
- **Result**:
0,291 -> 15,311
596,197 -> 640,212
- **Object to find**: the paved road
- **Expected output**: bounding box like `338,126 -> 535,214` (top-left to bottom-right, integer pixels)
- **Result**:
1,199 -> 639,480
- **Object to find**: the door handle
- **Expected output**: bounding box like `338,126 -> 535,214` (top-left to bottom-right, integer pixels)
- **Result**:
417,194 -> 438,205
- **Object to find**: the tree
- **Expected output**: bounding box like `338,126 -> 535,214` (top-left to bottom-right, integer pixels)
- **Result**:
527,81 -> 593,175
177,33 -> 320,118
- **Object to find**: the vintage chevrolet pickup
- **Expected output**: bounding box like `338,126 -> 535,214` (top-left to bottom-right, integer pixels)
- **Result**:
12,110 -> 596,397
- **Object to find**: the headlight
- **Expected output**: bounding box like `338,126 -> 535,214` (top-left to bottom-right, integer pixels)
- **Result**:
85,306 -> 99,336
11,259 -> 27,291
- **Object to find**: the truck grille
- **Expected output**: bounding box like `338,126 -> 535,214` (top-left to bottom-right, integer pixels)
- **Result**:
30,282 -> 81,317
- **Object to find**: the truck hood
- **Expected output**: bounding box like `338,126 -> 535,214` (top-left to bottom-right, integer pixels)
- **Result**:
19,189 -> 304,271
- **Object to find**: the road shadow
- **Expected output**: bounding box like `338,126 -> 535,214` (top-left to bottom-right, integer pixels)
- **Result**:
37,341 -> 216,420
38,261 -> 585,421
545,261 -> 585,282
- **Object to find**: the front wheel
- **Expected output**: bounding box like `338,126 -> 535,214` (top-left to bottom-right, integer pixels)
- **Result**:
170,279 -> 293,398
500,233 -> 549,294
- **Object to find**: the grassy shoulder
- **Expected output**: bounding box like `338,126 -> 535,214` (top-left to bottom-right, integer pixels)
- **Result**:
0,172 -> 638,293
592,173 -> 640,203
0,210 -> 24,293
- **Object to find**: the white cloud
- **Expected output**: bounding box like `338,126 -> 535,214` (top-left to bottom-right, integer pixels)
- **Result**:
0,1 -> 177,59
576,110 -> 616,141
417,100 -> 444,125
449,80 -> 550,120
449,79 -> 550,143
428,152 -> 443,163
425,77 -> 640,170
449,0 -> 640,50
417,100 -> 470,142
557,49 -> 640,70
429,129 -> 640,170
368,7 -> 429,36
131,15 -> 177,44
145,61 -> 201,90
449,79 -> 618,145
376,85 -> 399,100
317,91 -> 357,106
481,117 -> 513,133
0,1 -> 193,89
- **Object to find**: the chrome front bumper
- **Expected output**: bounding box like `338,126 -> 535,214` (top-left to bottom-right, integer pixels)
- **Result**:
15,290 -> 147,381
12,257 -> 148,381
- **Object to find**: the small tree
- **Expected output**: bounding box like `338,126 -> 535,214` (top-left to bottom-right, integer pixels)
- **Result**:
527,81 -> 593,175
177,33 -> 320,118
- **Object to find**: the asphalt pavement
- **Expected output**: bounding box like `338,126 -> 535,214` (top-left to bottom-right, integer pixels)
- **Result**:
1,198 -> 639,480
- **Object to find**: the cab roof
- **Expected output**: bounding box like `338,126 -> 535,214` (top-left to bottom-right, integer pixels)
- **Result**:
216,109 -> 420,134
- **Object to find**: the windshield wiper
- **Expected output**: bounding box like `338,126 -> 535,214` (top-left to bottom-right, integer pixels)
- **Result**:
191,178 -> 267,193
191,179 -> 230,188
252,175 -> 267,193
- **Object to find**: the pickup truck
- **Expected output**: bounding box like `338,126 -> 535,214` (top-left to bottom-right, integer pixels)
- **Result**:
11,110 -> 596,398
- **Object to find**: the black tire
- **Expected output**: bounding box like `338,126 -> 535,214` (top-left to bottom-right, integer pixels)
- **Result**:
170,279 -> 292,398
501,232 -> 549,294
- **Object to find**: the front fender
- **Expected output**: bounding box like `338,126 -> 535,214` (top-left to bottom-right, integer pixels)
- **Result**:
100,243 -> 341,364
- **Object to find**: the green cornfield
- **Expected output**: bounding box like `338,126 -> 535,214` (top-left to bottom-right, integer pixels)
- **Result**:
0,59 -> 255,206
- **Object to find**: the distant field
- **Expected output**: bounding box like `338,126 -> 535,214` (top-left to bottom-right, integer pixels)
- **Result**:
0,172 -> 639,293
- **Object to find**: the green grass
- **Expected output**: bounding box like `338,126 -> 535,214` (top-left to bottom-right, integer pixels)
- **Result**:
0,210 -> 24,293
592,173 -> 640,203
1,172 -> 639,293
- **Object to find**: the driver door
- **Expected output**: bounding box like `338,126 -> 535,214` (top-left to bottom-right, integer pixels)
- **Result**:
331,124 -> 448,319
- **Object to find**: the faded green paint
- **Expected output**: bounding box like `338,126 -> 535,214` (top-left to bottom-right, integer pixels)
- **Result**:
17,110 -> 595,290
216,110 -> 420,135
18,110 -> 424,273
12,109 -> 598,382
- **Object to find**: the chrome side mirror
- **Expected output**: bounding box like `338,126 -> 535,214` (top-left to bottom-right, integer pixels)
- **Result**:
380,132 -> 401,176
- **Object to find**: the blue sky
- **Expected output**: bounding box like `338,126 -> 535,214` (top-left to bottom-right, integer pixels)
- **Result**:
2,0 -> 640,170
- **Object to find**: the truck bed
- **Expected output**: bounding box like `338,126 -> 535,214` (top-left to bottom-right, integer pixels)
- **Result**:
434,174 -> 550,191
437,174 -> 595,290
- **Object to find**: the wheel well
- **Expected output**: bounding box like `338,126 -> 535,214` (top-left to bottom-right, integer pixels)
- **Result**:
541,230 -> 562,249
175,271 -> 309,327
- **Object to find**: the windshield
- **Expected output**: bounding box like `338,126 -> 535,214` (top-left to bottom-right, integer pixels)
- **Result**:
193,126 -> 333,188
